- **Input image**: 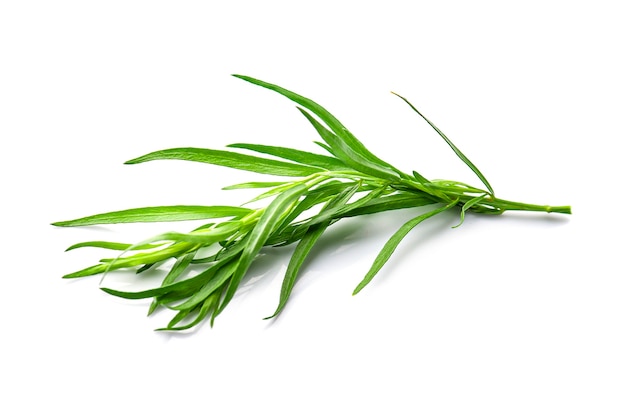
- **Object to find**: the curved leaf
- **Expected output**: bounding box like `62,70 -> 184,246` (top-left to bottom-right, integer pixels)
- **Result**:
233,74 -> 402,178
65,241 -> 162,252
216,184 -> 307,315
228,143 -> 347,171
353,200 -> 459,295
125,147 -> 323,177
265,183 -> 360,319
392,92 -> 494,195
297,108 -> 400,181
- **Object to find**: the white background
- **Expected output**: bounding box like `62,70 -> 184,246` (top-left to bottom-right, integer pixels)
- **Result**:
1,1 -> 624,410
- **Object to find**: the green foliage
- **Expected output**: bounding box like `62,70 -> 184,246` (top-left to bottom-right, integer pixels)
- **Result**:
53,75 -> 571,332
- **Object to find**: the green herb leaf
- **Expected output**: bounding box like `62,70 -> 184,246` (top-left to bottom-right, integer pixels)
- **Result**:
101,246 -> 243,300
392,92 -> 495,195
233,75 -> 402,177
352,200 -> 459,295
265,183 -> 360,319
126,147 -> 325,177
148,251 -> 197,315
156,292 -> 220,331
65,241 -> 162,252
297,107 -> 401,181
216,184 -> 307,316
222,181 -> 287,190
338,192 -> 437,217
170,259 -> 238,312
452,194 -> 487,228
53,205 -> 252,227
228,143 -> 348,171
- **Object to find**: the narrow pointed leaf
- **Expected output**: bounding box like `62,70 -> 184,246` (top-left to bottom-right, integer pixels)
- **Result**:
216,184 -> 307,315
148,251 -> 197,315
242,181 -> 304,205
339,192 -> 437,217
307,185 -> 386,226
64,242 -> 194,278
267,191 -> 437,247
452,194 -> 487,228
164,308 -> 193,328
228,143 -> 347,171
314,141 -> 336,156
232,75 -> 354,145
170,260 -> 237,311
233,74 -> 401,176
264,223 -> 326,320
145,221 -> 242,245
270,181 -> 359,238
101,246 -> 244,300
125,147 -> 324,177
353,200 -> 459,295
297,107 -> 400,181
392,92 -> 494,195
265,184 -> 359,319
63,264 -> 110,279
136,263 -> 157,274
156,293 -> 219,331
412,170 -> 431,185
222,181 -> 287,190
65,241 -> 162,252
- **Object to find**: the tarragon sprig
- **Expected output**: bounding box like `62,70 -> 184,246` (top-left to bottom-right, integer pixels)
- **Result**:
53,75 -> 571,331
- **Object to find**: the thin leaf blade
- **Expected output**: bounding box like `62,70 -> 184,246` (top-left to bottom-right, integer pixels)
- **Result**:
297,108 -> 400,181
53,205 -> 252,227
222,181 -> 287,190
265,183 -> 360,319
228,143 -> 348,171
65,241 -> 162,252
352,200 -> 459,295
125,147 -> 324,177
233,74 -> 402,178
392,92 -> 494,195
216,184 -> 307,315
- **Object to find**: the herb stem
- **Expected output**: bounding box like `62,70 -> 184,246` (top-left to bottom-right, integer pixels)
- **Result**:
488,199 -> 571,214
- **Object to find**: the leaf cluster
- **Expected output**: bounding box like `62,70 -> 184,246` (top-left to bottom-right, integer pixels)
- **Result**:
53,75 -> 571,331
